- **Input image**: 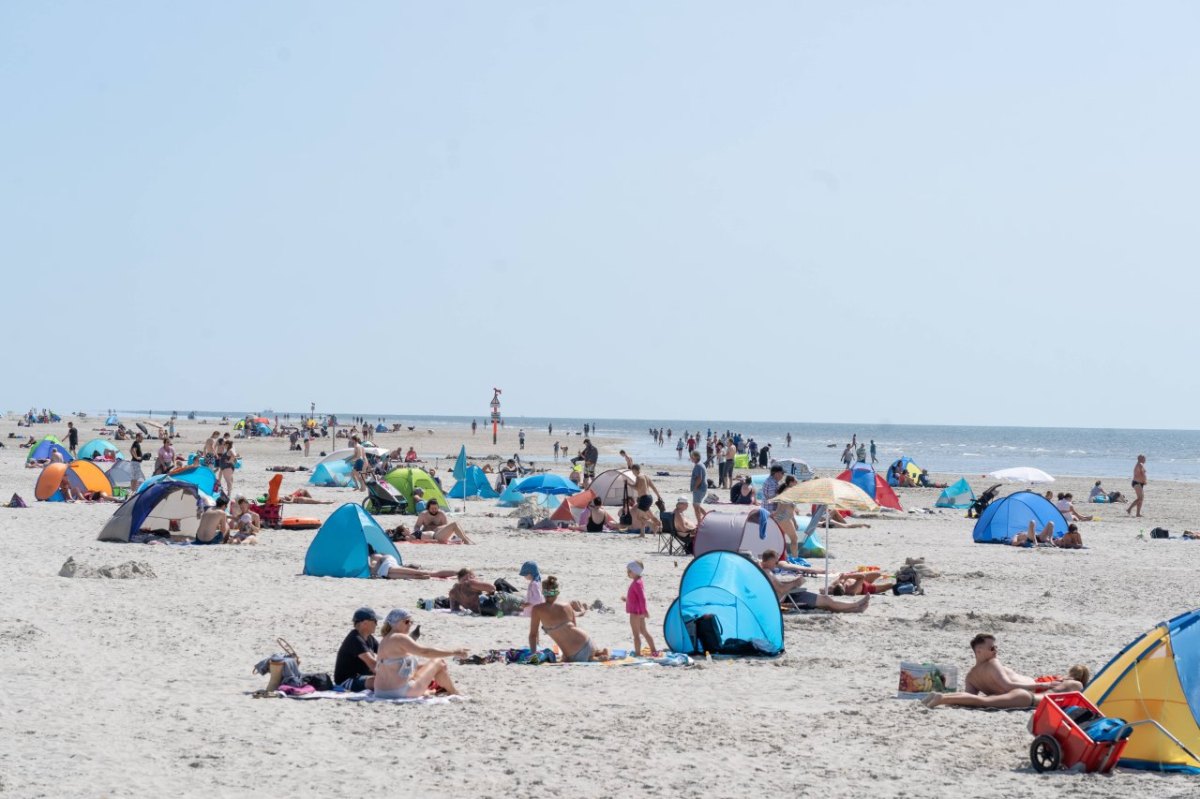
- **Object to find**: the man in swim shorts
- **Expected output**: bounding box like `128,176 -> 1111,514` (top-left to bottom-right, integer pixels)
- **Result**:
629,464 -> 663,536
922,634 -> 1084,709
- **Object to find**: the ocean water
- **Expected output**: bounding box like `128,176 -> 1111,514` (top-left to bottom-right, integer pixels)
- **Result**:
134,410 -> 1200,482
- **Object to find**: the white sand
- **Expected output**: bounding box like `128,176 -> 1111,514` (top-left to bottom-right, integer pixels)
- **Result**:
2,417 -> 1198,798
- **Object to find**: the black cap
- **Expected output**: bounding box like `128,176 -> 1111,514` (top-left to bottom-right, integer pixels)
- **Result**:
352,607 -> 377,624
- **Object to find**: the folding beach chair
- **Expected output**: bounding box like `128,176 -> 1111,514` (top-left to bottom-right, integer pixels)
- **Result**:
656,511 -> 691,556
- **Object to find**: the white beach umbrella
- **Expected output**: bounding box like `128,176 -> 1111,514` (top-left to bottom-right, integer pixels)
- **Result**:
987,466 -> 1055,484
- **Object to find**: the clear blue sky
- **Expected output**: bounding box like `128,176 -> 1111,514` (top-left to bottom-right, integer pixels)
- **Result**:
3,2 -> 1198,428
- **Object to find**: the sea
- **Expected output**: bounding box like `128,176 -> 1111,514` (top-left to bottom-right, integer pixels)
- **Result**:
118,409 -> 1200,482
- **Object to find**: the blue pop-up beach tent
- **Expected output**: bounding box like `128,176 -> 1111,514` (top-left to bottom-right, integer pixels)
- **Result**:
936,478 -> 976,509
447,465 -> 499,499
663,551 -> 783,655
309,460 -> 355,487
972,491 -> 1066,543
512,473 -> 580,496
138,465 -> 217,497
303,504 -> 400,578
26,436 -> 72,464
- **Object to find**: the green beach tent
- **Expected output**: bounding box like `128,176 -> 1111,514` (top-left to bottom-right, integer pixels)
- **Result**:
384,467 -> 449,510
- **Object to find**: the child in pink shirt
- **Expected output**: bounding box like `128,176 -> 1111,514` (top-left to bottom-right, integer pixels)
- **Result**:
624,560 -> 657,656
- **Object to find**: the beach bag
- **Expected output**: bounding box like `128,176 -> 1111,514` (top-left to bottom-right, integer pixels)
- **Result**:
693,614 -> 723,655
1083,717 -> 1132,743
7,493 -> 27,508
892,564 -> 922,595
302,672 -> 334,691
1151,528 -> 1170,539
718,638 -> 759,656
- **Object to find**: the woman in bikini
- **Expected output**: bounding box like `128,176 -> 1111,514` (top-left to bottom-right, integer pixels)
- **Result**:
372,609 -> 467,698
216,441 -> 236,496
528,576 -> 607,663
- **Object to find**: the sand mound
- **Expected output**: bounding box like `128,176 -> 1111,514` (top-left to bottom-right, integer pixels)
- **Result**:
58,556 -> 157,579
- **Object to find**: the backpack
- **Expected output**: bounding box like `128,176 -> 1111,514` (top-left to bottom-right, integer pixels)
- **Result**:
692,614 -> 723,655
893,565 -> 923,595
1151,527 -> 1170,539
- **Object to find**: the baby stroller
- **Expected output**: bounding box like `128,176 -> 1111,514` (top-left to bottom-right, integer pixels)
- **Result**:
967,484 -> 1001,519
362,479 -> 408,515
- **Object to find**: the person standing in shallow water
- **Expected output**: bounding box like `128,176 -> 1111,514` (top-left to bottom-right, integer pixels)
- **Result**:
1128,454 -> 1147,518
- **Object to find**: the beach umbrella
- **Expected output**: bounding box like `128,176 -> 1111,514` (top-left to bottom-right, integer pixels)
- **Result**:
987,467 -> 1055,484
773,478 -> 878,591
452,445 -> 467,510
512,473 -> 581,496
136,422 -> 150,436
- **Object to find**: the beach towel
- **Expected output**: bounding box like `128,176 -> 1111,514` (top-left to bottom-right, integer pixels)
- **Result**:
540,653 -> 693,668
276,690 -> 468,705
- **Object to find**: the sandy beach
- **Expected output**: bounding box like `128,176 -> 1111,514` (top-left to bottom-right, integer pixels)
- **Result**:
2,416 -> 1198,799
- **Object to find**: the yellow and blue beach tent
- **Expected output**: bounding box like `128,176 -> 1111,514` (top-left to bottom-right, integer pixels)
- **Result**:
1085,609 -> 1200,773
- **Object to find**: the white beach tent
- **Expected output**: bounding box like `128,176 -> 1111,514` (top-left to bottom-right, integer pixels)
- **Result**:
588,469 -> 636,506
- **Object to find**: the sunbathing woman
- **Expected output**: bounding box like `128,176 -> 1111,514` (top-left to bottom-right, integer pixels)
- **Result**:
822,507 -> 871,529
373,609 -> 466,698
280,489 -> 332,505
828,570 -> 896,596
528,576 -> 608,662
1011,520 -> 1054,547
413,499 -> 474,544
368,549 -> 457,580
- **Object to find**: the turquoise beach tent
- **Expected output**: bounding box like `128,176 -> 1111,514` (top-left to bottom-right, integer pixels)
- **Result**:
303,504 -> 400,578
77,438 -> 123,461
105,415 -> 119,425
972,491 -> 1066,543
497,482 -> 527,507
936,478 -> 975,509
309,460 -> 355,487
138,465 -> 218,497
448,465 -> 499,499
663,551 -> 784,656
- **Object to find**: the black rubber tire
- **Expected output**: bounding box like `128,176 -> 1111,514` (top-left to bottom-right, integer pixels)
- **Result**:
362,498 -> 374,512
1030,735 -> 1062,773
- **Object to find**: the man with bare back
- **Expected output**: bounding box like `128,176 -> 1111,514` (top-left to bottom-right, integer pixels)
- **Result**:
922,634 -> 1083,709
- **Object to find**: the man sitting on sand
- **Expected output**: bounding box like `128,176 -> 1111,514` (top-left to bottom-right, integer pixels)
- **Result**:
758,551 -> 868,613
334,607 -> 379,692
923,633 -> 1084,709
413,499 -> 473,544
195,497 -> 231,545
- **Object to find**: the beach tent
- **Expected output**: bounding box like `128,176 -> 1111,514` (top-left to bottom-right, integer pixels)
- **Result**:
588,469 -> 635,506
935,478 -> 976,509
309,460 -> 356,488
511,474 -> 580,496
836,463 -> 902,511
77,438 -> 123,461
26,436 -> 72,464
663,551 -> 784,656
1083,609 -> 1200,773
139,465 -> 218,497
375,423 -> 387,433
385,467 -> 449,509
887,457 -> 922,486
105,459 -> 146,488
446,464 -> 500,499
35,461 -> 114,501
693,508 -> 787,558
550,490 -> 596,522
303,504 -> 401,579
254,422 -> 272,436
105,414 -> 119,425
318,447 -> 387,465
971,491 -> 1066,544
97,480 -> 214,542
692,508 -> 787,559
496,482 -> 530,507
771,459 -> 815,480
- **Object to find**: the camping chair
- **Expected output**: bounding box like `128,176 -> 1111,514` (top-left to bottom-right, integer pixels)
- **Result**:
362,479 -> 407,515
249,474 -> 284,529
656,511 -> 691,556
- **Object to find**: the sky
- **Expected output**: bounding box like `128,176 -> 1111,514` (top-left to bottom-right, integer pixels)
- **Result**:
3,2 -> 1199,429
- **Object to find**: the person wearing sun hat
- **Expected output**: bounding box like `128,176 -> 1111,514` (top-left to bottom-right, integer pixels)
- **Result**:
334,607 -> 379,691
373,609 -> 469,698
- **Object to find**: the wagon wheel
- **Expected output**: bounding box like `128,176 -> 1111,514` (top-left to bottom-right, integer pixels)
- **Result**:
362,497 -> 375,512
1030,735 -> 1061,772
